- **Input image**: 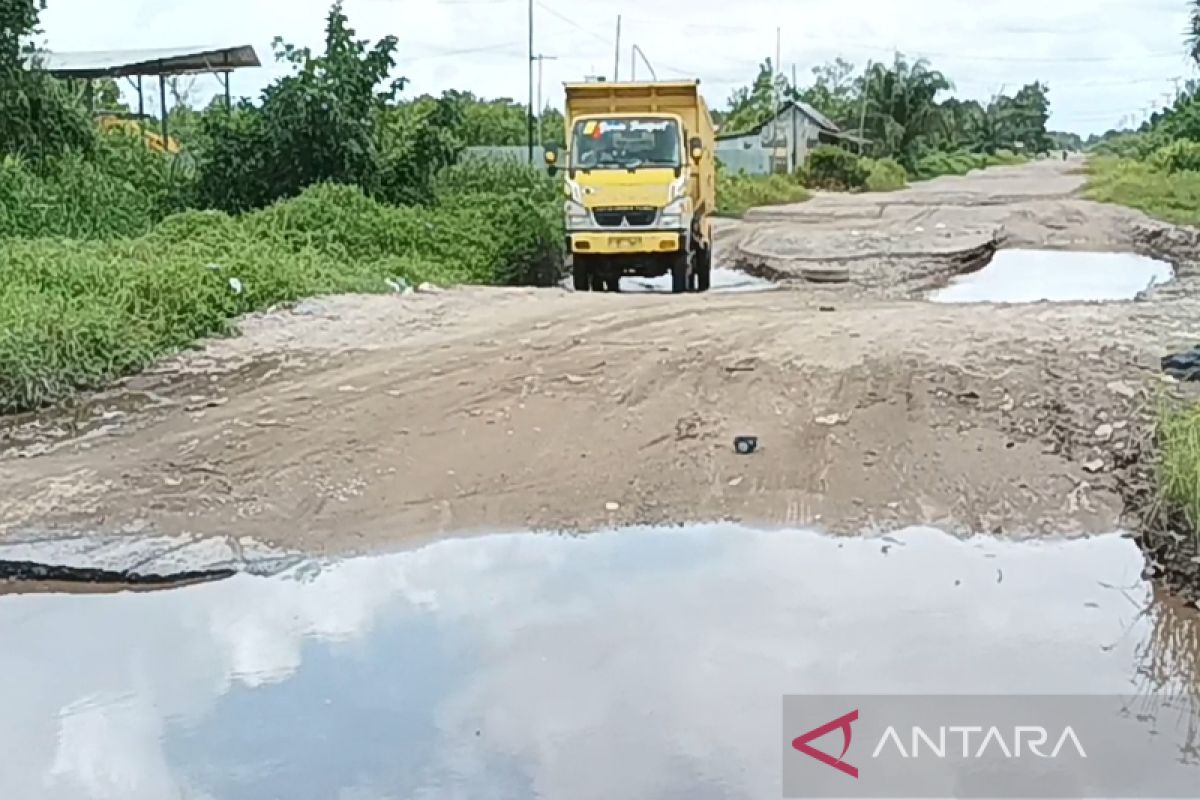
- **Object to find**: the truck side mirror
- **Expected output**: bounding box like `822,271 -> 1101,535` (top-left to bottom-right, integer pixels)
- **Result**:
689,136 -> 704,163
544,149 -> 558,175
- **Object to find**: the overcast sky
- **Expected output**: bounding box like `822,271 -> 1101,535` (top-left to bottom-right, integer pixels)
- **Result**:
39,0 -> 1199,135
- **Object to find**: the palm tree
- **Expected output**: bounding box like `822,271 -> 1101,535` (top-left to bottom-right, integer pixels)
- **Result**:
859,55 -> 952,168
1190,0 -> 1200,63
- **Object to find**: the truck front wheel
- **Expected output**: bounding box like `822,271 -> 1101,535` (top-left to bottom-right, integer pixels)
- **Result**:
695,244 -> 712,293
670,254 -> 689,294
572,257 -> 593,292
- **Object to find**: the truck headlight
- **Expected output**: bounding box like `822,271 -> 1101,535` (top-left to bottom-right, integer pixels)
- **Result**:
659,197 -> 690,229
564,200 -> 592,229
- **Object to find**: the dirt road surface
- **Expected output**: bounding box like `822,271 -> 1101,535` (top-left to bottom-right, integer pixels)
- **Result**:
4,158 -> 1200,555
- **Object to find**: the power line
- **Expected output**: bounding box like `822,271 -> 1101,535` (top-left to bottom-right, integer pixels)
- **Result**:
534,1 -> 614,47
404,42 -> 522,60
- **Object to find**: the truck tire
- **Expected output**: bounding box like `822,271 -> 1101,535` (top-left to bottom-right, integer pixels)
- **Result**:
695,244 -> 712,293
572,258 -> 592,291
671,255 -> 689,294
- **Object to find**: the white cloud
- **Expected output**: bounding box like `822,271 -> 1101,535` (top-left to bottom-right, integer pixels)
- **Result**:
0,526 -> 1180,799
37,0 -> 1200,133
36,0 -> 1197,133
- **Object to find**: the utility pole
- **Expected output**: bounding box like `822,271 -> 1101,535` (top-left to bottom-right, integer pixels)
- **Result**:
527,0 -> 534,163
857,60 -> 871,155
791,63 -> 798,173
613,15 -> 621,81
533,54 -> 558,148
773,26 -> 781,170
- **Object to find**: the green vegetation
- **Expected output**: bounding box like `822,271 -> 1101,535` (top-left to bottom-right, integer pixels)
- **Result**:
1083,2 -> 1200,547
716,170 -> 809,217
1158,402 -> 1200,540
805,145 -> 868,190
1085,158 -> 1200,227
0,170 -> 561,413
912,149 -> 1025,180
0,1 -> 563,414
862,157 -> 908,192
722,54 -> 1051,175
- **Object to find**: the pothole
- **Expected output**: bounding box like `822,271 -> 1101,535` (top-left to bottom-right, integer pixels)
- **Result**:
621,267 -> 775,294
931,249 -> 1175,304
560,266 -> 776,294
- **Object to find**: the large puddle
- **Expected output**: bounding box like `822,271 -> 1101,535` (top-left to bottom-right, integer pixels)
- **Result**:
931,250 -> 1174,304
3,525 -> 1199,799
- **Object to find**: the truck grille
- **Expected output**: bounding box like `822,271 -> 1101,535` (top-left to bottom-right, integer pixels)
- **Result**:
593,207 -> 658,227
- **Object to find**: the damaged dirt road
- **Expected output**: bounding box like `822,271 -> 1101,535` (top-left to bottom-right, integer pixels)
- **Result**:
4,158 -> 1200,555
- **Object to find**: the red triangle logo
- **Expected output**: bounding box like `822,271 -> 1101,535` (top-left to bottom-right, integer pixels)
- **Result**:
791,709 -> 860,779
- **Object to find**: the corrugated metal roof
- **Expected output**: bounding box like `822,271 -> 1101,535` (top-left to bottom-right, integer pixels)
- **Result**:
715,101 -> 842,141
793,101 -> 839,134
33,45 -> 260,78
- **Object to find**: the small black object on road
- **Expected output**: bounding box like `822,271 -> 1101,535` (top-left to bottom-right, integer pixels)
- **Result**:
1161,346 -> 1200,381
734,436 -> 758,455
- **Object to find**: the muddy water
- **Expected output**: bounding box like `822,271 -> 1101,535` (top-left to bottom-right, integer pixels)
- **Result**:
622,267 -> 775,293
2,525 -> 1198,799
931,250 -> 1174,304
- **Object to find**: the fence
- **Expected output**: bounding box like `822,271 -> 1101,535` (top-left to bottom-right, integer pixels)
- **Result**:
461,145 -> 547,165
714,145 -> 772,176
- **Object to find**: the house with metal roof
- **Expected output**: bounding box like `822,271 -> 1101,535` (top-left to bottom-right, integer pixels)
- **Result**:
714,101 -> 860,175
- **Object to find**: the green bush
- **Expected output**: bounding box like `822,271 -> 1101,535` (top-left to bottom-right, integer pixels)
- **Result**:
805,145 -> 868,190
192,6 -> 462,213
1149,140 -> 1200,174
716,171 -> 810,216
990,149 -> 1026,165
863,157 -> 907,191
1089,133 -> 1162,161
433,158 -> 561,205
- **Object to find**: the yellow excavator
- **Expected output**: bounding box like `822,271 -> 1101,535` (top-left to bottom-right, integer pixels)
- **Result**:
96,114 -> 182,155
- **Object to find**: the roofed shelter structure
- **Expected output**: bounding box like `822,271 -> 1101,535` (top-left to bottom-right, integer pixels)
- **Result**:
35,45 -> 261,143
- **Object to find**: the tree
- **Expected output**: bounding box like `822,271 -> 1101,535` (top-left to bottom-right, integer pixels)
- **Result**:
858,55 -> 952,168
723,58 -> 790,134
539,106 -> 565,148
94,78 -> 130,113
935,97 -> 986,152
0,0 -> 95,161
1190,0 -> 1200,64
194,1 -> 444,211
791,58 -> 859,128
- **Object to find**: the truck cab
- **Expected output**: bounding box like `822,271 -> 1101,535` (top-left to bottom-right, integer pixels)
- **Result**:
548,80 -> 716,293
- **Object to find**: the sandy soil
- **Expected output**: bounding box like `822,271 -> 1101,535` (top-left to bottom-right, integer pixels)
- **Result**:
4,158 -> 1200,556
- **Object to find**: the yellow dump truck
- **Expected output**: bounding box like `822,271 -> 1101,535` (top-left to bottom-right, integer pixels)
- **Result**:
546,80 -> 716,293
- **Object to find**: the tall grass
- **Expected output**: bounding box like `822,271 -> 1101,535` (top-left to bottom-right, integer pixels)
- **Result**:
1158,402 -> 1200,540
0,169 -> 563,414
1084,156 -> 1200,227
911,149 -> 1026,181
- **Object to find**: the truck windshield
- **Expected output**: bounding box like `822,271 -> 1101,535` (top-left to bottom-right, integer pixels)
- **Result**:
572,118 -> 681,170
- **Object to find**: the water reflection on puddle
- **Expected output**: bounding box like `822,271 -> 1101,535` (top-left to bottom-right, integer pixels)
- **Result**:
2,525 -> 1198,800
931,250 -> 1174,304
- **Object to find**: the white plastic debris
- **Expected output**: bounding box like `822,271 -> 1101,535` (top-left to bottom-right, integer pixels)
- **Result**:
228,277 -> 244,295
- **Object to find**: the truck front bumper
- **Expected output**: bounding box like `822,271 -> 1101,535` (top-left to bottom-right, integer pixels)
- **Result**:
569,231 -> 684,255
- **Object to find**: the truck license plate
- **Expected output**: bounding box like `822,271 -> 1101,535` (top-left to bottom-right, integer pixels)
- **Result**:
610,236 -> 639,249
